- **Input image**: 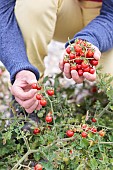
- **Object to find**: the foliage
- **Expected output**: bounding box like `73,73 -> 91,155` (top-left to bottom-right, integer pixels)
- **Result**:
0,66 -> 113,170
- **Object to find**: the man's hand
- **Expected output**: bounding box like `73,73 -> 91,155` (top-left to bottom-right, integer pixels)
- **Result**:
11,70 -> 42,113
59,43 -> 101,84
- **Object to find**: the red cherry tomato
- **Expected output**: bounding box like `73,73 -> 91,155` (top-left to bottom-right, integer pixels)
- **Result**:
66,130 -> 74,137
69,53 -> 75,60
86,49 -> 94,58
32,83 -> 38,89
45,115 -> 53,123
34,164 -> 43,170
40,99 -> 47,106
90,59 -> 98,66
91,118 -> 97,123
46,89 -> 54,96
81,131 -> 87,138
33,128 -> 40,135
36,94 -> 42,100
66,47 -> 71,54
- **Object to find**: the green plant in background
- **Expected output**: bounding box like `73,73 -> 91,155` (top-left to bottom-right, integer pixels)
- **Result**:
0,66 -> 113,170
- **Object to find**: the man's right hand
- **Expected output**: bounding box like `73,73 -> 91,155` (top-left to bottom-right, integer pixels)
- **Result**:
11,70 -> 42,113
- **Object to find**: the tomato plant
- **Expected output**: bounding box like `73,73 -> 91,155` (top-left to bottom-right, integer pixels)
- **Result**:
1,66 -> 113,169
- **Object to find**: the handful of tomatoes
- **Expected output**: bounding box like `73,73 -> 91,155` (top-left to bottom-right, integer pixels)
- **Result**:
63,39 -> 99,76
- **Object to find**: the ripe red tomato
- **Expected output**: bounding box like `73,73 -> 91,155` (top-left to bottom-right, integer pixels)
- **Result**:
32,83 -> 42,90
33,128 -> 40,135
32,83 -> 38,89
69,53 -> 75,60
81,131 -> 87,138
91,118 -> 97,123
36,94 -> 42,100
66,47 -> 71,54
91,127 -> 97,133
81,61 -> 89,69
74,44 -> 82,53
83,67 -> 90,72
40,99 -> 47,106
46,89 -> 54,96
66,130 -> 74,137
70,65 -> 77,71
89,67 -> 95,74
78,69 -> 83,76
45,115 -> 53,123
90,59 -> 98,66
86,49 -> 94,58
75,56 -> 83,64
34,164 -> 43,170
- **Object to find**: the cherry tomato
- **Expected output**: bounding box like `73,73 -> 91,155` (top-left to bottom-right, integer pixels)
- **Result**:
74,44 -> 82,53
81,61 -> 89,69
69,53 -> 75,60
91,118 -> 97,123
32,83 -> 42,90
78,69 -> 83,76
86,49 -> 94,58
46,89 -> 54,96
66,130 -> 74,137
83,67 -> 90,72
81,131 -> 87,138
82,124 -> 87,129
75,56 -> 83,64
34,164 -> 43,170
40,99 -> 47,106
90,59 -> 98,66
36,94 -> 42,100
90,86 -> 97,93
32,83 -> 38,89
45,115 -> 53,123
91,127 -> 97,133
99,130 -> 105,137
66,47 -> 71,54
33,128 -> 40,135
70,65 -> 77,71
89,67 -> 95,74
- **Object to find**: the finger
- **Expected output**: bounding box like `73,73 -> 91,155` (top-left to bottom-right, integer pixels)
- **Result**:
11,86 -> 37,100
59,59 -> 64,71
25,100 -> 40,114
71,70 -> 84,84
83,71 -> 96,82
64,63 -> 71,79
92,45 -> 101,60
36,104 -> 42,111
94,51 -> 101,60
15,95 -> 38,109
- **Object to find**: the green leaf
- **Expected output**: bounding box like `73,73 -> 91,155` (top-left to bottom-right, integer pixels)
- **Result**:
80,138 -> 89,148
41,161 -> 54,170
90,158 -> 98,170
110,105 -> 113,111
43,76 -> 49,84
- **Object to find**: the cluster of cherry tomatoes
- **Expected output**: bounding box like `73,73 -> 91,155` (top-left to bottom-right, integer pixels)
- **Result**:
63,39 -> 99,76
32,83 -> 54,107
66,117 -> 105,138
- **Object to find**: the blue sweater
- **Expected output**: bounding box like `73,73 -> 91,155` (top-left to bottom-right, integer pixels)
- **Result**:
0,0 -> 113,84
68,0 -> 113,51
0,0 -> 40,83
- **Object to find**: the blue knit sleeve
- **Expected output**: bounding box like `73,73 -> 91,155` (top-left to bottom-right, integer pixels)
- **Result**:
66,0 -> 113,52
0,0 -> 40,84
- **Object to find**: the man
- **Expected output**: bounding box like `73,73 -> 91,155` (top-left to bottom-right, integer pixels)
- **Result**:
0,0 -> 113,113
